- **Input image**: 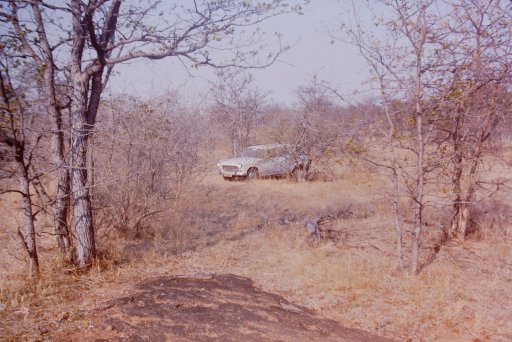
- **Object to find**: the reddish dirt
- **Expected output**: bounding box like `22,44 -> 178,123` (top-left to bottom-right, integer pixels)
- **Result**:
60,274 -> 392,341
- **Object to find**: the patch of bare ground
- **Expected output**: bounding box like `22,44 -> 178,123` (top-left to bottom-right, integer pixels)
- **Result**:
56,274 -> 390,341
1,165 -> 511,341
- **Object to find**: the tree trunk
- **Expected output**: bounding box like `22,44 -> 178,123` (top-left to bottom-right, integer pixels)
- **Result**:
410,115 -> 425,275
392,168 -> 404,271
457,205 -> 471,240
54,166 -> 71,253
451,105 -> 491,241
456,157 -> 479,241
50,113 -> 71,255
450,112 -> 464,240
387,123 -> 404,271
70,72 -> 95,267
17,160 -> 39,277
44,81 -> 71,256
411,50 -> 425,274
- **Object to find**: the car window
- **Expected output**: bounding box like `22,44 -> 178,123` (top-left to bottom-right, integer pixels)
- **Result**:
243,145 -> 294,159
243,148 -> 266,158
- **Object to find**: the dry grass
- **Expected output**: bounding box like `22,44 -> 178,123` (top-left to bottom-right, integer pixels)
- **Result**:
1,160 -> 511,341
165,221 -> 511,341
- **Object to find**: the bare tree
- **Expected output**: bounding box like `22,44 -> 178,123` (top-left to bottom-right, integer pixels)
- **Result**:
211,70 -> 267,156
2,0 -> 297,267
2,0 -> 72,257
338,0 -> 444,274
342,13 -> 406,270
438,0 -> 512,241
263,79 -> 343,178
293,80 -> 344,170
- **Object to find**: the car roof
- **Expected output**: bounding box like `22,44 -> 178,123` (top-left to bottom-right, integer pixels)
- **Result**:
246,144 -> 288,150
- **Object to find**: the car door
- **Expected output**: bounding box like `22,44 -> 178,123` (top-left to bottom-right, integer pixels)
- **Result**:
266,147 -> 294,175
276,150 -> 296,174
257,149 -> 279,176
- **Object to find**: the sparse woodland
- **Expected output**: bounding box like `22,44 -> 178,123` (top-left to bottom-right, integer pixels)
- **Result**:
1,0 -> 511,340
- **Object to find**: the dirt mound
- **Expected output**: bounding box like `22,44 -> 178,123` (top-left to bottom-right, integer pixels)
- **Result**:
67,274 -> 391,341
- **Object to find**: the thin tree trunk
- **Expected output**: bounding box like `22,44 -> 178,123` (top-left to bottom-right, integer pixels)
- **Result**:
457,154 -> 479,240
457,205 -> 471,240
391,166 -> 404,271
450,111 -> 464,240
382,90 -> 404,271
411,43 -> 426,274
17,160 -> 39,277
411,110 -> 425,275
51,117 -> 71,255
43,73 -> 71,255
87,134 -> 95,202
85,72 -> 103,201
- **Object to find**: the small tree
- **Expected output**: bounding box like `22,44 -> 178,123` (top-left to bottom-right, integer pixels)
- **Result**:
339,0 -> 454,274
438,0 -> 512,240
263,80 -> 344,177
294,82 -> 344,172
0,60 -> 43,277
211,70 -> 267,156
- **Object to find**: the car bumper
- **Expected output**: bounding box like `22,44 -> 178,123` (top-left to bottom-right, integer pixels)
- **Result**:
219,169 -> 248,178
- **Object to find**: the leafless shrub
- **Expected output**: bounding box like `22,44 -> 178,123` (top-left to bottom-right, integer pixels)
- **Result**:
93,95 -> 209,241
470,199 -> 512,242
261,82 -> 345,178
210,70 -> 268,157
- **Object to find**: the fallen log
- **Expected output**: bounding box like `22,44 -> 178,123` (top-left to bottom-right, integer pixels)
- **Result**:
303,218 -> 321,241
303,205 -> 355,242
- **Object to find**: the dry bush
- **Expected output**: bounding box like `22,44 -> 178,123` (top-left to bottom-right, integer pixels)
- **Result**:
469,198 -> 512,242
210,70 -> 267,157
92,95 -> 209,252
262,109 -> 343,178
258,87 -> 345,179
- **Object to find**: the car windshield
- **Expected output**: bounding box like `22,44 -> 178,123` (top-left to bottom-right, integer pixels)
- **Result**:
243,147 -> 268,158
243,146 -> 290,158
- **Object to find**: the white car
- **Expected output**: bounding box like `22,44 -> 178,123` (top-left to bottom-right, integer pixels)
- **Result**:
217,144 -> 311,180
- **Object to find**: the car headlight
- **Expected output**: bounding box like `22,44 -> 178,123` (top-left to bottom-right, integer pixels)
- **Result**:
237,163 -> 242,169
216,162 -> 221,167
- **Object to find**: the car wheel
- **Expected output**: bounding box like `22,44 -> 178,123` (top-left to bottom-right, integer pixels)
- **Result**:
247,168 -> 259,180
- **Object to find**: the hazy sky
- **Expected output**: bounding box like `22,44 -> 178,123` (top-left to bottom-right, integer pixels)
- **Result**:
107,1 -> 370,106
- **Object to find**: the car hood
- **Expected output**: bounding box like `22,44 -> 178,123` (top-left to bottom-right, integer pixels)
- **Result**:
219,156 -> 261,166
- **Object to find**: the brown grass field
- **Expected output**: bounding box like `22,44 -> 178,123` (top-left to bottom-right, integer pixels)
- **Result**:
0,159 -> 511,341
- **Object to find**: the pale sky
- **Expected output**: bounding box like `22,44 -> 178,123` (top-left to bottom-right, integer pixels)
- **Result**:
107,1 -> 371,106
